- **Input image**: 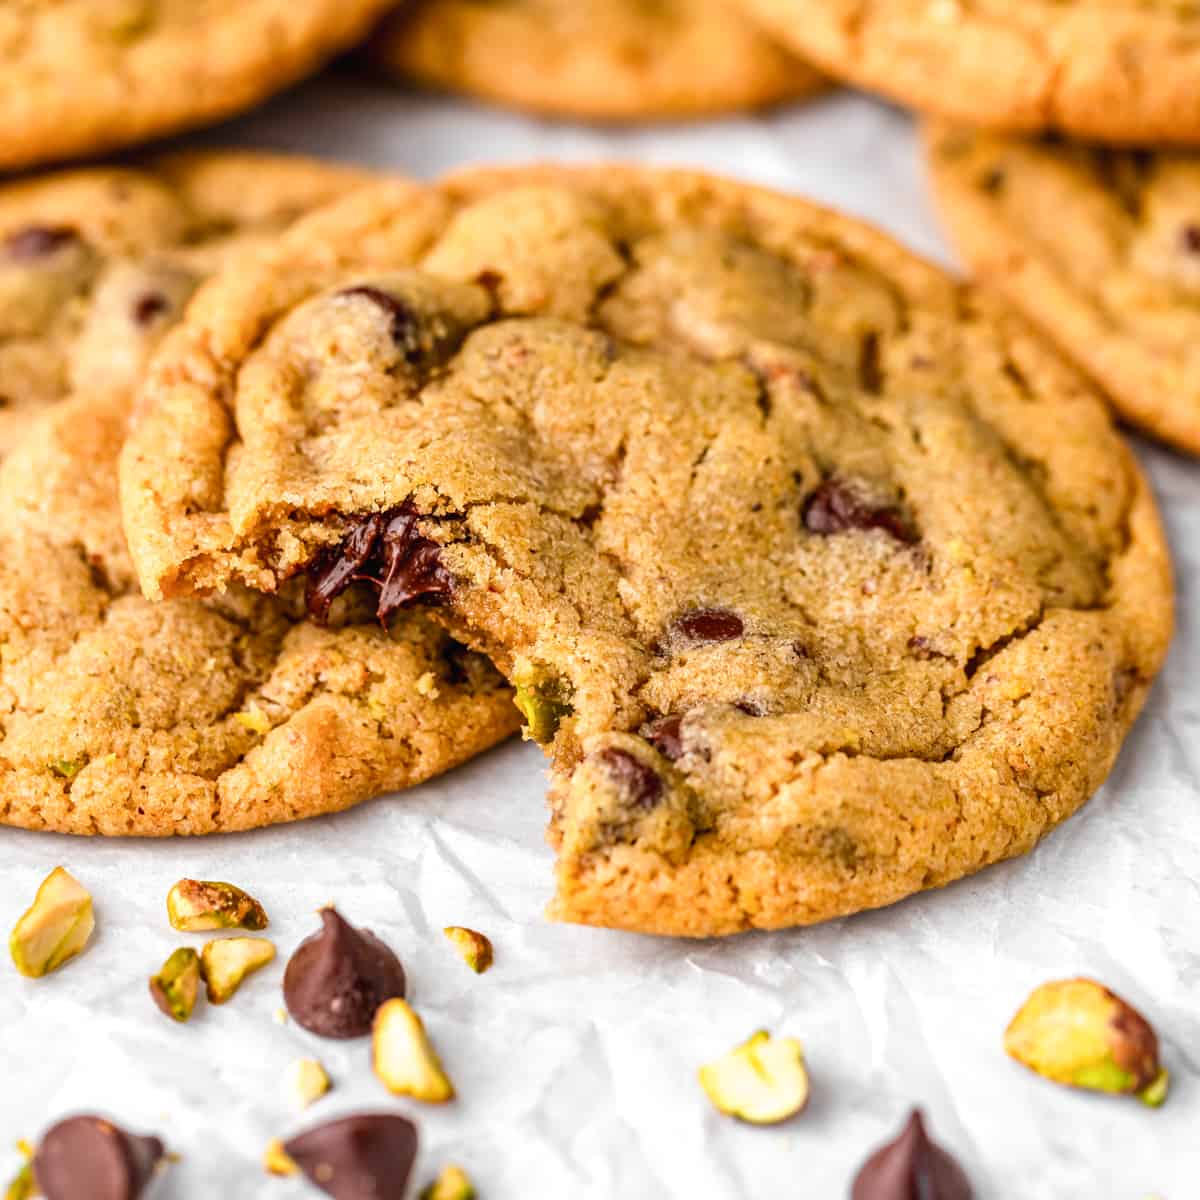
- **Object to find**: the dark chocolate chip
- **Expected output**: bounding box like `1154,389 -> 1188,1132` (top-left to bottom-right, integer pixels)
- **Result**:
596,747 -> 663,810
672,608 -> 744,644
131,291 -> 170,326
644,713 -> 684,761
803,478 -> 917,544
33,1115 -> 164,1200
283,907 -> 406,1039
305,506 -> 452,627
1181,224 -> 1200,254
851,1110 -> 973,1200
4,225 -> 78,262
284,1113 -> 417,1200
338,286 -> 425,365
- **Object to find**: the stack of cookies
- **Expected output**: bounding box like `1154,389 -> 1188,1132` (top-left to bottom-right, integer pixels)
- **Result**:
0,1 -> 1180,945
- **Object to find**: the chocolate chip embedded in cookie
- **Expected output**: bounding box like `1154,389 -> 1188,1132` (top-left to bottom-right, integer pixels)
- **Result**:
367,0 -> 824,121
924,122 -> 1200,455
120,166 -> 1171,935
0,0 -> 397,170
744,0 -> 1200,145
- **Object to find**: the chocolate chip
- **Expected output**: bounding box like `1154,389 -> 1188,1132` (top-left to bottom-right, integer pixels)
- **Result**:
644,713 -> 684,760
282,907 -> 406,1039
979,167 -> 1006,194
284,1113 -> 417,1200
851,1110 -> 973,1200
305,505 -> 452,627
672,608 -> 744,644
596,747 -> 662,809
131,291 -> 170,326
803,478 -> 917,544
33,1115 -> 164,1200
1181,224 -> 1200,254
4,225 -> 78,262
338,285 -> 425,365
733,699 -> 765,716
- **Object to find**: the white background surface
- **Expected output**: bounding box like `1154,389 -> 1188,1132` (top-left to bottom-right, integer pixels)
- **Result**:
1,73 -> 1197,1200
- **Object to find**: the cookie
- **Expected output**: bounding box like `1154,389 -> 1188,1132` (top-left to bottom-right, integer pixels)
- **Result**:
368,0 -> 823,121
119,167 -> 1171,934
0,0 -> 397,171
0,388 -> 518,837
0,151 -> 372,458
741,0 -> 1200,144
924,123 -> 1200,456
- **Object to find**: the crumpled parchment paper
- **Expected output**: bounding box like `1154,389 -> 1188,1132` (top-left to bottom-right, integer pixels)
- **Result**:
1,77 -> 1195,1200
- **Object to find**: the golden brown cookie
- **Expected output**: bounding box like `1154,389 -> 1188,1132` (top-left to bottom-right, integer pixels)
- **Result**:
924,122 -> 1200,455
119,167 -> 1171,933
368,0 -> 823,120
742,0 -> 1200,144
0,151 -> 374,458
0,388 -> 518,836
0,0 -> 397,171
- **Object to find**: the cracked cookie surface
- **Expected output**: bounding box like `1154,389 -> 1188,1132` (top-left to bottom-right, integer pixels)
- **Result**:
0,388 -> 518,836
925,123 -> 1200,455
120,167 -> 1171,933
368,0 -> 822,120
0,0 -> 396,170
741,0 -> 1200,143
0,151 -> 372,458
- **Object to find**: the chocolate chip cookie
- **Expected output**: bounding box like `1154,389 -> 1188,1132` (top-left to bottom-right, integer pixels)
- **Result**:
368,0 -> 822,120
0,151 -> 372,458
120,167 -> 1171,933
0,388 -> 518,836
925,123 -> 1200,455
742,0 -> 1200,144
0,0 -> 397,170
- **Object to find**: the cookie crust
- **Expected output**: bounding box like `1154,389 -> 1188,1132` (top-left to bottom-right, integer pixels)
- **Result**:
0,0 -> 396,170
120,166 -> 1171,932
369,0 -> 823,120
924,122 -> 1200,456
742,0 -> 1200,144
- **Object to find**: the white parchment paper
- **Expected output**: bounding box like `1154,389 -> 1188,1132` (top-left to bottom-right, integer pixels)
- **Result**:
1,76 -> 1196,1200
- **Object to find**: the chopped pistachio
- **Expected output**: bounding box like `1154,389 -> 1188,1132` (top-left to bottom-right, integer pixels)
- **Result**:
9,867 -> 94,978
200,937 -> 275,1004
373,998 -> 455,1103
2,1162 -> 35,1200
291,1059 -> 332,1109
443,927 -> 493,974
48,756 -> 88,780
699,1030 -> 810,1124
420,1165 -> 475,1200
512,665 -> 573,744
263,1139 -> 298,1177
166,879 -> 268,932
149,947 -> 202,1022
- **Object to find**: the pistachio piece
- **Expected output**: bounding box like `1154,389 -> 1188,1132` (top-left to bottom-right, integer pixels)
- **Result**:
1005,977 -> 1168,1106
698,1030 -> 809,1124
3,1156 -> 35,1200
512,666 -> 573,745
443,927 -> 493,974
291,1059 -> 332,1110
421,1165 -> 475,1200
373,998 -> 455,1103
200,937 -> 275,1004
149,947 -> 201,1023
9,867 -> 94,978
166,879 -> 268,932
262,1139 -> 298,1177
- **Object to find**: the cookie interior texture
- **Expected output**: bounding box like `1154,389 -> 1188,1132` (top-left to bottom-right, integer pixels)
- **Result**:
0,151 -> 374,458
742,0 -> 1200,144
0,389 -> 517,836
0,0 -> 397,170
368,0 -> 823,120
924,122 -> 1200,456
120,167 -> 1172,933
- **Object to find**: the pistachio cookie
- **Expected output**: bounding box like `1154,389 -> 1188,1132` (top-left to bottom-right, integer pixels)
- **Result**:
742,0 -> 1200,144
0,388 -> 518,836
368,0 -> 822,121
120,168 -> 1171,934
0,151 -> 374,458
925,123 -> 1200,455
0,0 -> 397,171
